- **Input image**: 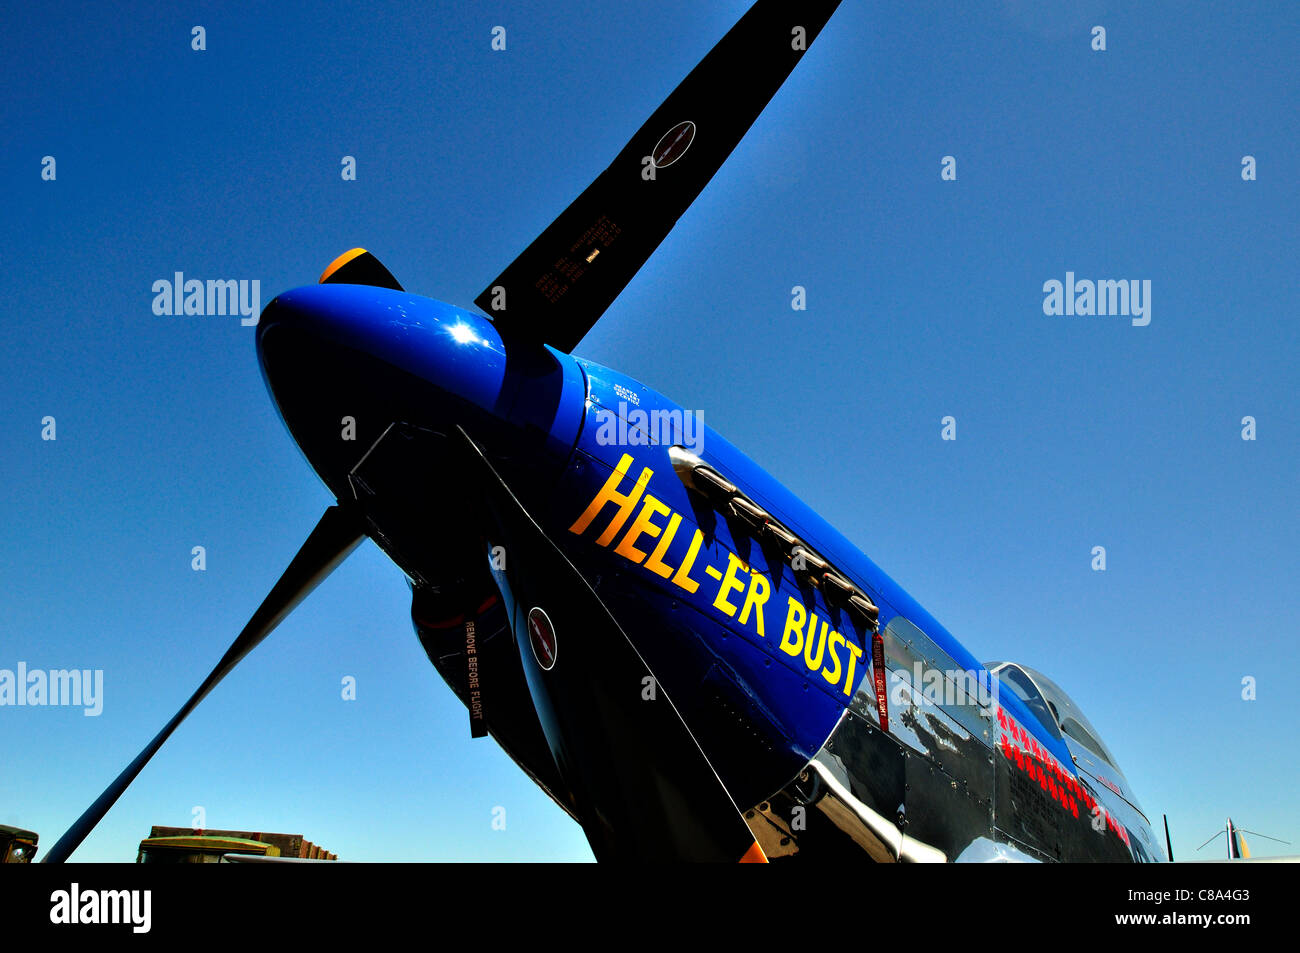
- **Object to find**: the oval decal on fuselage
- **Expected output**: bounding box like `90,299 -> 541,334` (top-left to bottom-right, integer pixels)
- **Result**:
651,120 -> 696,168
527,607 -> 557,671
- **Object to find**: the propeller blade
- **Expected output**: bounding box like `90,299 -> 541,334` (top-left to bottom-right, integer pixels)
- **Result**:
42,506 -> 364,863
452,427 -> 765,862
475,0 -> 843,352
319,248 -> 403,291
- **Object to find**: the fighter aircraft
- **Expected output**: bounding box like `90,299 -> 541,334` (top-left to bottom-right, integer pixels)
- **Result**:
44,0 -> 1163,863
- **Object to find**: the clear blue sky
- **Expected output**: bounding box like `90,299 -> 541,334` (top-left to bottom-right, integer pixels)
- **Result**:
3,1 -> 1296,862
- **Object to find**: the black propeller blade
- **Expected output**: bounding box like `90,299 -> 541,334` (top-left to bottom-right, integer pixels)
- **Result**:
452,427 -> 766,862
42,506 -> 365,863
319,247 -> 404,291
475,0 -> 843,352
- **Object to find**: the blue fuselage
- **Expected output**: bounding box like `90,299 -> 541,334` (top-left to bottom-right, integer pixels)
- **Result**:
256,283 -> 1160,861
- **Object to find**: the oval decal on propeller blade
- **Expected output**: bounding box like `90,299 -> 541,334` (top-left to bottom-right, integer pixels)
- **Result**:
651,120 -> 696,168
527,607 -> 557,671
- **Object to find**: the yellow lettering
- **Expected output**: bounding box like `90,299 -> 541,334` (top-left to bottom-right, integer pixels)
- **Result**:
713,552 -> 748,617
843,641 -> 864,696
780,597 -> 805,657
738,570 -> 770,636
670,529 -> 705,594
613,494 -> 670,564
644,512 -> 683,578
567,453 -> 653,547
822,631 -> 844,686
804,619 -> 829,672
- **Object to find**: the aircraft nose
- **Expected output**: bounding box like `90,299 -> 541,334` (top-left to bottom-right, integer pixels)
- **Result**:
255,283 -> 585,501
257,283 -> 509,402
255,283 -> 509,498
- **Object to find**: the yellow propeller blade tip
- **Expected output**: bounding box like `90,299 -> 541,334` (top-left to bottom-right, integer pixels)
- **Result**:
319,248 -> 369,284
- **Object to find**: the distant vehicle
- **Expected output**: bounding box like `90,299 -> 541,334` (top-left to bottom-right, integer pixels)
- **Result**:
136,835 -> 280,864
0,825 -> 38,863
142,826 -> 338,861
